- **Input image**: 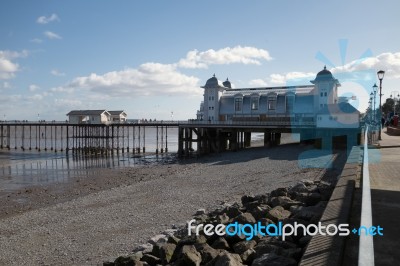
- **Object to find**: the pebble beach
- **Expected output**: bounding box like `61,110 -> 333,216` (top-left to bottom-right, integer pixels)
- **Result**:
0,137 -> 346,265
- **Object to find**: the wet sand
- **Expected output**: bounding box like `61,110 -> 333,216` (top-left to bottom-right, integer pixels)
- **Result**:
0,141 -> 347,265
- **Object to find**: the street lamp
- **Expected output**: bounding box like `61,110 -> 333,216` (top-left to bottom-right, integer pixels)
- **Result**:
372,83 -> 378,123
368,98 -> 372,121
377,70 -> 385,140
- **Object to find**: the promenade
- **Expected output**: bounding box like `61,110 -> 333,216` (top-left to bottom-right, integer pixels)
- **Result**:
369,129 -> 400,265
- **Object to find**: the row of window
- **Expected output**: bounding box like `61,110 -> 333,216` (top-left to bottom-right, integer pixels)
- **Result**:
320,92 -> 328,97
208,96 -> 215,101
234,97 -> 279,112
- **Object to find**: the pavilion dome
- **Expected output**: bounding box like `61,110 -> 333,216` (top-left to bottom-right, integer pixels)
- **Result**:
204,74 -> 219,88
223,78 -> 231,88
314,66 -> 333,81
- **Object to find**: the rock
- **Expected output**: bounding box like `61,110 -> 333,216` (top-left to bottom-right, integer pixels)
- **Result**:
133,243 -> 153,254
216,213 -> 230,224
233,212 -> 256,224
222,205 -> 243,219
195,243 -> 219,264
298,235 -> 312,247
254,194 -> 269,204
241,195 -> 255,206
301,180 -> 315,186
194,214 -> 209,224
211,250 -> 244,266
269,196 -> 303,209
195,208 -> 206,215
103,262 -> 115,266
113,256 -> 144,266
167,235 -> 180,245
248,205 -> 271,220
141,254 -> 161,265
242,201 -> 260,211
295,192 -> 322,206
148,234 -> 167,245
159,243 -> 176,264
179,234 -> 207,246
211,237 -> 231,250
318,181 -> 335,201
291,204 -> 325,221
224,231 -> 247,246
162,228 -> 178,236
251,253 -> 297,266
270,188 -> 287,197
266,206 -> 291,223
254,242 -> 282,256
180,245 -> 202,266
289,182 -> 309,194
151,243 -> 163,257
130,251 -> 143,261
240,248 -> 256,264
233,240 -> 257,254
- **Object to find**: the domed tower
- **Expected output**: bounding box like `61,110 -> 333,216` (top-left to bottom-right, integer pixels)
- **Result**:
201,74 -> 228,121
223,78 -> 232,89
311,66 -> 340,111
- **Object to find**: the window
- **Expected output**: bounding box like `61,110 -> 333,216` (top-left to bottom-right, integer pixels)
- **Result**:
286,95 -> 294,113
212,96 -> 214,101
324,92 -> 327,97
251,97 -> 259,110
211,106 -> 214,110
235,98 -> 243,112
268,96 -> 276,110
320,92 -> 323,97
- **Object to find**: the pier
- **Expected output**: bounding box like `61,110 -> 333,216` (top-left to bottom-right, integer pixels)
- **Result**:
0,122 -> 172,155
0,120 -> 361,157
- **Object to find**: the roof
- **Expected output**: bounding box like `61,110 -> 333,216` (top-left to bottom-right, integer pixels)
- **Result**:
318,102 -> 360,115
311,66 -> 340,84
221,85 -> 315,97
67,110 -> 109,116
108,110 -> 127,116
202,74 -> 228,89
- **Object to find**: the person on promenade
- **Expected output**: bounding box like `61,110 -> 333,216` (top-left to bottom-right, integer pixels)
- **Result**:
382,116 -> 386,128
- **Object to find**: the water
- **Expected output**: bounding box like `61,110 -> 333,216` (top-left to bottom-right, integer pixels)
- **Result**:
0,132 -> 299,193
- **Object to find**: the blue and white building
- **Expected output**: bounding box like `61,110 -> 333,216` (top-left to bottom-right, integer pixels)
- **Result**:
196,67 -> 360,129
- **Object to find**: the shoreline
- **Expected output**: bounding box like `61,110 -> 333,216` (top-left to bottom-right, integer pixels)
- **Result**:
0,142 -> 347,265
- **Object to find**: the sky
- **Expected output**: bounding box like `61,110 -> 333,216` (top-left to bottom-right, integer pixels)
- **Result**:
1,0 -> 399,121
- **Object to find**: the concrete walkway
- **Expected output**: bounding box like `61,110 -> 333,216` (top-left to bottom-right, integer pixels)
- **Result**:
368,129 -> 400,265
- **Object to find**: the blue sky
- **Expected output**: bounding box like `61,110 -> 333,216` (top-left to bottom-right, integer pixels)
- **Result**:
1,0 -> 399,121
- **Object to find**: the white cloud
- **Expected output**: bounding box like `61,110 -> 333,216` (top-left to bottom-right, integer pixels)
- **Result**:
0,50 -> 27,80
37,14 -> 60,24
52,63 -> 202,97
177,46 -> 273,69
44,31 -> 62,40
51,69 -> 66,76
249,79 -> 268,87
29,84 -> 40,92
2,82 -> 11,89
269,72 -> 315,85
331,52 -> 400,79
27,94 -> 44,101
30,38 -> 43,44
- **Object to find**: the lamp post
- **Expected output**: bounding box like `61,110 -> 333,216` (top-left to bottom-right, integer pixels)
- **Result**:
372,83 -> 378,123
368,98 -> 372,121
377,70 -> 385,140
